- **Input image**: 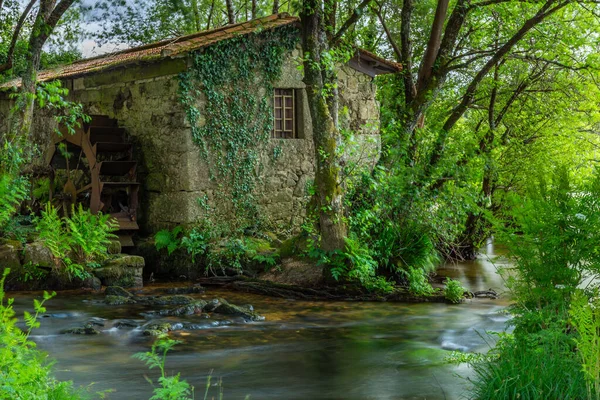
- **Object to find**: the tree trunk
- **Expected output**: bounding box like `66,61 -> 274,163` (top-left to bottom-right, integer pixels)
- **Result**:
301,0 -> 347,253
11,0 -> 76,143
191,0 -> 201,31
225,0 -> 235,24
273,0 -> 279,14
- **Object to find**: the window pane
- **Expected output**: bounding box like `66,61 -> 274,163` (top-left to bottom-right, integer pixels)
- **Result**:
273,89 -> 295,139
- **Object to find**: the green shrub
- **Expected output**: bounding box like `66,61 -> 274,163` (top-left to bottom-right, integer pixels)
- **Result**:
468,331 -> 587,400
406,266 -> 434,296
0,269 -> 81,399
35,203 -> 118,279
444,278 -> 465,304
0,140 -> 29,233
155,226 -> 280,273
465,167 -> 600,399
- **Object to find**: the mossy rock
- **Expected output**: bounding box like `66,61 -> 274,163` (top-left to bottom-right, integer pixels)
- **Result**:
203,297 -> 228,312
151,295 -> 195,306
142,322 -> 176,336
214,302 -> 265,321
159,300 -> 208,316
107,240 -> 122,255
105,286 -> 134,298
105,295 -> 137,305
23,241 -> 54,269
94,255 -> 145,288
278,235 -> 309,258
61,323 -> 101,335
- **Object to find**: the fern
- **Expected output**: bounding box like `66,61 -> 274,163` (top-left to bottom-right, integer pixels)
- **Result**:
0,173 -> 28,233
570,290 -> 600,400
66,204 -> 118,264
155,226 -> 183,255
34,203 -> 118,279
35,203 -> 70,262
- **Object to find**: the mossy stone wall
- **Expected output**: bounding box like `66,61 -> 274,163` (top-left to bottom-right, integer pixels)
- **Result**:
0,46 -> 381,237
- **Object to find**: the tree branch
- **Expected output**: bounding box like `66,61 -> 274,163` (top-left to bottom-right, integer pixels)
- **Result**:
331,0 -> 372,45
417,0 -> 450,92
400,0 -> 416,102
374,5 -> 401,62
424,0 -> 569,174
0,0 -> 37,74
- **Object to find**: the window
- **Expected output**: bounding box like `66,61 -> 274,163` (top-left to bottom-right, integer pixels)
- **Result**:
273,89 -> 295,138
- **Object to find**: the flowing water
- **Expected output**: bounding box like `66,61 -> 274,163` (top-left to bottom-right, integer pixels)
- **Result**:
10,242 -> 511,400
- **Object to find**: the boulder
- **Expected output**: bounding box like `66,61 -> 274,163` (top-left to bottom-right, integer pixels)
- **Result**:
151,295 -> 194,306
105,286 -> 134,298
214,302 -> 265,321
105,295 -> 137,305
203,297 -> 227,312
107,240 -> 122,255
82,276 -> 102,291
142,322 -> 179,337
23,241 -> 54,268
93,255 -> 145,288
114,319 -> 139,329
159,300 -> 208,316
0,240 -> 23,276
61,323 -> 101,335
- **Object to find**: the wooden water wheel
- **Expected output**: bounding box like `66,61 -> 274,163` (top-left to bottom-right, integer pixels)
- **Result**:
45,115 -> 140,246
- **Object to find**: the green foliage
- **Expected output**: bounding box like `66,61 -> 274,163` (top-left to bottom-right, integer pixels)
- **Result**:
155,226 -> 183,256
178,25 -> 298,229
155,225 -> 280,273
464,166 -> 600,399
570,290 -> 600,400
405,266 -> 434,297
0,140 -> 29,234
444,278 -> 465,304
35,203 -> 118,279
133,336 -> 194,400
467,331 -> 588,400
308,234 -> 393,293
348,166 -> 447,277
35,81 -> 91,136
0,269 -> 82,399
498,167 -> 600,303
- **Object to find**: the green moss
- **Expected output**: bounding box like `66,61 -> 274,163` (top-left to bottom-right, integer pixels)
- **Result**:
178,26 -> 299,226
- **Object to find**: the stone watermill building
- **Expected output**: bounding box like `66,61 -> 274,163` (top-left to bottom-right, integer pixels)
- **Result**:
0,14 -> 400,244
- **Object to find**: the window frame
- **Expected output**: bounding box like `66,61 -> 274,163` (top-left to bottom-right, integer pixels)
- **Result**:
272,88 -> 296,139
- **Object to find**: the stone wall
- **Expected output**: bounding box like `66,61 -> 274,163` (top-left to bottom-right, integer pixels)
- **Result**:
0,46 -> 381,237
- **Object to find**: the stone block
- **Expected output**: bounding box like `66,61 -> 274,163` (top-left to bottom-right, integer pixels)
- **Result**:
94,255 -> 145,288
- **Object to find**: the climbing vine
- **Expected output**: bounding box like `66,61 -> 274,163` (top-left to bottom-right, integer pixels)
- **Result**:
178,26 -> 299,228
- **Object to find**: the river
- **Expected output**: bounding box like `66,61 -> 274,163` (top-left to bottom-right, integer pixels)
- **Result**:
9,241 -> 511,400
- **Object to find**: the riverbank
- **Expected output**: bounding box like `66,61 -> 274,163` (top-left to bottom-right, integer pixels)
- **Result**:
8,246 -> 509,399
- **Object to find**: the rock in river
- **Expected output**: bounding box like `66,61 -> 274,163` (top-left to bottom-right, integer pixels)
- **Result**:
61,323 -> 101,335
105,295 -> 137,305
105,286 -> 135,298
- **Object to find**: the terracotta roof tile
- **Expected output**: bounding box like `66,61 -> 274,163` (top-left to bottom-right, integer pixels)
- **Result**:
0,13 -> 400,90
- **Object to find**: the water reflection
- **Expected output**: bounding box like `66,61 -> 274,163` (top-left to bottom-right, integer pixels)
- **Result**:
10,242 -> 510,400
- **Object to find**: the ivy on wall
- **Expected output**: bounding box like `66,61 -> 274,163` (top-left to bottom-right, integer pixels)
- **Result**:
178,25 -> 299,227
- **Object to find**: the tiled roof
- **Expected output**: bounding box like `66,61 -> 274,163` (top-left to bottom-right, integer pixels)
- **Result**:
1,13 -> 400,89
